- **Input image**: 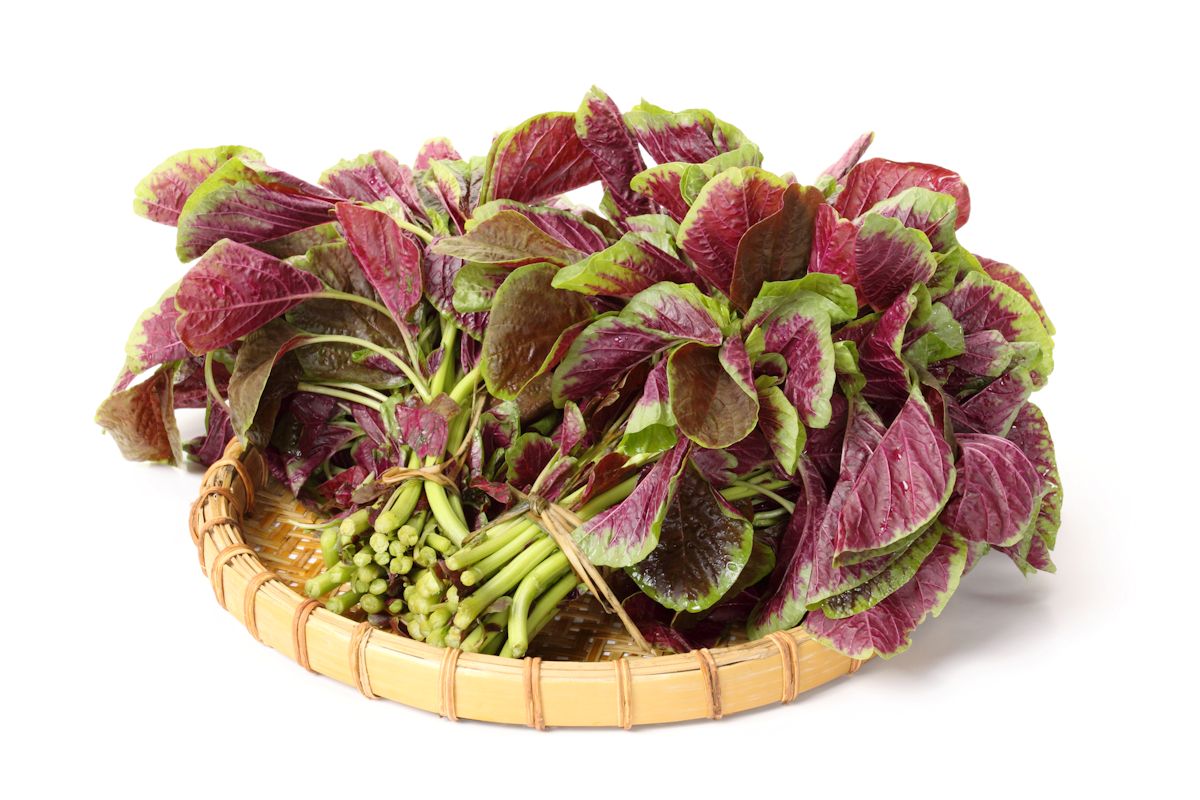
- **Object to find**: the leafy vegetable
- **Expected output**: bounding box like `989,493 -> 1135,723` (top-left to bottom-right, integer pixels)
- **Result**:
101,89 -> 1061,662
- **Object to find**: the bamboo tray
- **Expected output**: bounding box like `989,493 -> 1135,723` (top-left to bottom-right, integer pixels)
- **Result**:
190,439 -> 866,728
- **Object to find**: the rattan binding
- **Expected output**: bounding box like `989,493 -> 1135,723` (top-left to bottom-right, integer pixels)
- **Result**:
188,439 -> 868,728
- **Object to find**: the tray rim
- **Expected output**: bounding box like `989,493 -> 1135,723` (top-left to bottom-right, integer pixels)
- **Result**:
191,439 -> 866,729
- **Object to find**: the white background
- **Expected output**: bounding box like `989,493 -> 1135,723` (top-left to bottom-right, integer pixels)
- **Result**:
4,1 -> 1196,796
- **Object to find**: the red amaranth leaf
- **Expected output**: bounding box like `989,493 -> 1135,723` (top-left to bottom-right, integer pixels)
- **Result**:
835,392 -> 955,564
483,112 -> 599,205
95,365 -> 182,464
941,433 -> 1042,547
335,202 -> 423,320
835,158 -> 971,228
576,87 -> 651,219
176,240 -> 323,354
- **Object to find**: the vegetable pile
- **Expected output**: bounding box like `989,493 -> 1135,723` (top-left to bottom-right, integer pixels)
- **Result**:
99,87 -> 1061,660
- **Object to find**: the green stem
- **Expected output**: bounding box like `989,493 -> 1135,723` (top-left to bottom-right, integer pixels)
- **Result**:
449,364 -> 481,407
202,352 -> 231,417
304,563 -> 353,598
393,218 -> 434,244
506,552 -> 571,658
577,475 -> 639,520
317,382 -> 388,402
499,574 -> 580,658
729,480 -> 796,513
424,480 -> 469,547
461,525 -> 542,584
296,383 -> 382,412
319,290 -> 392,319
443,518 -> 531,571
720,478 -> 792,503
383,452 -> 424,522
460,604 -> 512,654
453,536 -> 558,630
429,322 -> 458,398
325,591 -> 362,615
300,334 -> 429,400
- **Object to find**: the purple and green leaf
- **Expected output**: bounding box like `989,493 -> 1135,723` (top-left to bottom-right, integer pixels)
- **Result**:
482,112 -> 599,205
629,163 -> 692,221
756,383 -> 806,475
574,440 -> 690,567
551,232 -> 693,298
808,203 -> 858,288
940,270 -> 1054,385
940,433 -> 1042,547
817,132 -> 874,185
619,359 -> 678,457
432,209 -> 583,266
728,183 -> 826,313
817,523 -> 942,619
134,145 -> 263,226
835,391 -> 956,564
175,239 -> 324,354
804,531 -> 968,659
627,462 -> 754,612
335,202 -> 423,320
866,187 -> 960,252
853,213 -> 937,311
677,167 -> 789,293
176,157 -> 340,261
835,158 -> 971,229
575,86 -> 651,219
552,282 -> 724,404
746,459 -> 826,638
123,284 -> 187,374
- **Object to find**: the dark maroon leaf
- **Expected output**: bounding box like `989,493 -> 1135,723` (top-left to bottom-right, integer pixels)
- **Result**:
185,401 -> 235,466
627,462 -> 754,612
226,320 -> 304,447
729,183 -> 825,312
667,341 -> 759,450
481,263 -> 595,400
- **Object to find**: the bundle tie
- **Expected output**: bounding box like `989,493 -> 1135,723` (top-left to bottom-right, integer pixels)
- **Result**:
242,570 -> 278,643
515,489 -> 652,656
204,456 -> 256,512
376,463 -> 459,491
766,631 -> 800,704
375,396 -> 484,492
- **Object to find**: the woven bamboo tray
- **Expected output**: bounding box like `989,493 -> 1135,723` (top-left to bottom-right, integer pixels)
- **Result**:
190,439 -> 866,728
